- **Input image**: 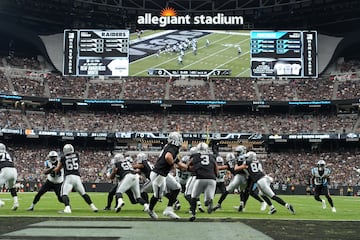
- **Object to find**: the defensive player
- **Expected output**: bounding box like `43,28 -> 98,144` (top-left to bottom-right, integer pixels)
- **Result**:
0,143 -> 19,210
311,160 -> 336,212
108,153 -> 149,213
54,144 -> 98,213
27,151 -> 64,211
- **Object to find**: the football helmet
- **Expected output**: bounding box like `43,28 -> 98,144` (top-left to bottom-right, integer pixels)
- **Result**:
235,145 -> 247,155
226,153 -> 235,162
189,147 -> 197,155
317,160 -> 326,169
114,153 -> 125,163
245,151 -> 257,161
216,156 -> 224,165
167,132 -> 183,147
0,143 -> 6,153
196,142 -> 209,153
181,155 -> 190,163
48,151 -> 58,164
136,153 -> 147,164
63,144 -> 74,155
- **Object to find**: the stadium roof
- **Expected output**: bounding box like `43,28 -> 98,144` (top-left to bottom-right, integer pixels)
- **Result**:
0,0 -> 360,35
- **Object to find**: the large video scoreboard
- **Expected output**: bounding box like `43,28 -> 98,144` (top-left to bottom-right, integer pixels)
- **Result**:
250,30 -> 318,78
63,29 -> 129,76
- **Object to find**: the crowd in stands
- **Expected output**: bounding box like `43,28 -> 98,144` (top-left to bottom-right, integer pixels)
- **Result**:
1,56 -> 360,189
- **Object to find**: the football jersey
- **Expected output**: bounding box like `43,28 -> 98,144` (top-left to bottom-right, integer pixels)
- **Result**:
45,160 -> 64,184
60,152 -> 81,177
0,151 -> 14,169
114,159 -> 135,180
243,159 -> 265,182
138,160 -> 154,179
311,167 -> 331,186
190,153 -> 217,180
176,168 -> 192,185
153,144 -> 180,177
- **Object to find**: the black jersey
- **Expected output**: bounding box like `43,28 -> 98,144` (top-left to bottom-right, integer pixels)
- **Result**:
60,153 -> 81,177
0,151 -> 14,169
243,159 -> 265,182
114,159 -> 135,180
190,153 -> 217,180
153,144 -> 179,177
139,160 -> 153,179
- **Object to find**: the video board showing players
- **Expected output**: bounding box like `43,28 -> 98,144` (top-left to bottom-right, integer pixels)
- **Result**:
63,29 -> 129,76
250,31 -> 317,78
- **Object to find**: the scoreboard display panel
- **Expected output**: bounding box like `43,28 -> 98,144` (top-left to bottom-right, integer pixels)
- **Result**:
250,30 -> 317,78
63,29 -> 129,76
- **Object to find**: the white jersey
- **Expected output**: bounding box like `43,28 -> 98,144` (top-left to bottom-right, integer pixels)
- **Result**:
311,167 -> 331,186
45,160 -> 64,184
176,168 -> 192,185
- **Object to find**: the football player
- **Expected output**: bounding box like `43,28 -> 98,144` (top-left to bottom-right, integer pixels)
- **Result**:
27,151 -> 64,211
109,153 -> 149,213
133,152 -> 154,204
212,145 -> 249,212
54,144 -> 98,213
235,151 -> 295,215
311,160 -> 336,212
187,142 -> 218,221
0,143 -> 19,210
146,132 -> 187,219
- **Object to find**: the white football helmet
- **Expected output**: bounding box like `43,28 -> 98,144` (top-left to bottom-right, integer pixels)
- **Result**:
114,153 -> 125,163
226,153 -> 236,162
216,156 -> 224,165
167,132 -> 183,147
317,160 -> 326,169
181,155 -> 190,163
136,153 -> 147,164
235,145 -> 247,155
0,143 -> 6,153
245,151 -> 257,161
48,151 -> 58,163
196,142 -> 208,153
189,147 -> 197,155
63,144 -> 74,155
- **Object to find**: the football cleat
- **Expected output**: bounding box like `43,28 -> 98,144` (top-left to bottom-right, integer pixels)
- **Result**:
0,200 -> 5,208
332,207 -> 337,213
115,199 -> 125,213
63,206 -> 72,214
260,201 -> 267,211
322,199 -> 326,209
147,209 -> 158,219
238,201 -> 245,212
268,207 -> 277,215
189,214 -> 196,222
286,204 -> 295,214
27,206 -> 34,211
163,206 -> 180,219
103,207 -> 111,211
198,205 -> 205,213
11,203 -> 19,211
90,203 -> 98,212
212,203 -> 221,212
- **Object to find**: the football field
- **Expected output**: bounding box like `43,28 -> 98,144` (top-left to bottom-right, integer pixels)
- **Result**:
0,192 -> 359,239
129,30 -> 251,77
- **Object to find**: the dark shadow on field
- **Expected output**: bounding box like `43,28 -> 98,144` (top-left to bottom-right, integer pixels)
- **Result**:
0,217 -> 357,240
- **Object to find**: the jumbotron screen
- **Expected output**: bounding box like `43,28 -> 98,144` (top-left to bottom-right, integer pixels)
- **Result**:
62,29 -> 317,78
63,29 -> 129,76
250,30 -> 318,78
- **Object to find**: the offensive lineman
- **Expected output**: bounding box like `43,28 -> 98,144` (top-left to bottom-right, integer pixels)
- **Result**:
27,151 -> 64,211
54,144 -> 98,213
0,143 -> 19,210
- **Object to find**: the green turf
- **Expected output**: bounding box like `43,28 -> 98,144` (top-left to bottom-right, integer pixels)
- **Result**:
0,192 -> 358,221
129,30 -> 251,77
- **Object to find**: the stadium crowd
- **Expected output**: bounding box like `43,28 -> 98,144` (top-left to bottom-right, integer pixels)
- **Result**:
1,56 -> 360,191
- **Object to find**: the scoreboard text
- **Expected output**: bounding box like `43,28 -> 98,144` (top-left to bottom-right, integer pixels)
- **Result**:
63,29 -> 129,76
250,31 -> 317,78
